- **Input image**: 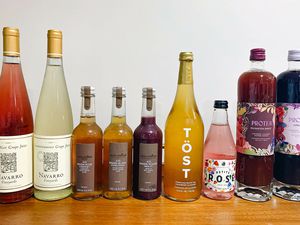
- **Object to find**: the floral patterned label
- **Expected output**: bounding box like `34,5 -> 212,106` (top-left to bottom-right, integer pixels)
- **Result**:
204,159 -> 235,192
276,103 -> 300,155
237,103 -> 275,156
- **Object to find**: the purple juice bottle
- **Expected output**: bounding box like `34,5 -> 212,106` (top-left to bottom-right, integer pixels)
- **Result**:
133,88 -> 162,200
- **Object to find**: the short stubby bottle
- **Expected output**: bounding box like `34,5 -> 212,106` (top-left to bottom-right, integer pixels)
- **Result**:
71,86 -> 103,200
273,50 -> 300,201
236,48 -> 276,202
34,30 -> 73,201
203,100 -> 236,200
164,52 -> 204,202
0,27 -> 34,203
133,88 -> 163,200
103,87 -> 133,199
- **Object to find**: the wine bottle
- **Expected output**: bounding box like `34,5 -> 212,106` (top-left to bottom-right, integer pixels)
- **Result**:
72,86 -> 102,200
34,30 -> 73,201
203,100 -> 236,200
274,50 -> 300,201
0,27 -> 33,203
236,48 -> 276,202
164,52 -> 204,202
133,88 -> 162,200
103,87 -> 133,200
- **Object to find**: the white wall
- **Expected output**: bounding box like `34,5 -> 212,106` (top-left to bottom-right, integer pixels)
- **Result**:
1,0 -> 300,140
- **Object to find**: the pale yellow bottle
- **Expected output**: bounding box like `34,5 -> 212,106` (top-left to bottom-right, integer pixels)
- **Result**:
164,52 -> 204,202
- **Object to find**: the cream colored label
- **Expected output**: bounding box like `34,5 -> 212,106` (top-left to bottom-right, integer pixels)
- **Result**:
0,134 -> 33,193
34,134 -> 71,191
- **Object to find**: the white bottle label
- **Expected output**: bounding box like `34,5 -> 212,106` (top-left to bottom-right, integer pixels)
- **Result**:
204,159 -> 236,192
0,134 -> 33,193
34,134 -> 71,191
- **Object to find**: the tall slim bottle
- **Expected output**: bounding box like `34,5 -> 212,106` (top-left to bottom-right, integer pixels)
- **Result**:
133,88 -> 163,200
236,48 -> 276,201
0,27 -> 33,203
72,86 -> 102,200
164,52 -> 204,202
103,87 -> 133,199
34,30 -> 73,201
274,50 -> 300,201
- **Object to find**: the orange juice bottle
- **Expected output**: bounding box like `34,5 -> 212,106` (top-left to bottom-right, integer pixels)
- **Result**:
164,52 -> 204,201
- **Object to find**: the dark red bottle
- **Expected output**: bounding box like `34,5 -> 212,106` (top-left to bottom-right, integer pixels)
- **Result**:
236,48 -> 276,202
0,27 -> 33,203
133,88 -> 162,200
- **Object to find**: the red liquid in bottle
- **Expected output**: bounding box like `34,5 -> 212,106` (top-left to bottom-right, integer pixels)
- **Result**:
236,48 -> 276,201
0,28 -> 33,203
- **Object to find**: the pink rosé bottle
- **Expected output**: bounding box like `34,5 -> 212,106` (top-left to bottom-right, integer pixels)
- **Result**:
203,100 -> 236,200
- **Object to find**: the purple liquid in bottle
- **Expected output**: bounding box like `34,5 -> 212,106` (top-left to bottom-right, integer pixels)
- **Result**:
133,88 -> 162,200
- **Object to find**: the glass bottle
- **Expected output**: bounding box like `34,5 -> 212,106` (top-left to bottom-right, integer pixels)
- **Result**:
203,100 -> 236,200
236,48 -> 276,201
34,30 -> 73,201
103,87 -> 133,199
0,27 -> 33,203
71,86 -> 102,200
273,50 -> 300,201
133,88 -> 163,200
164,52 -> 204,202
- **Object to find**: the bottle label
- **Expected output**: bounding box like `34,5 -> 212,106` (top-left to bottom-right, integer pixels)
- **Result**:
138,143 -> 158,192
0,134 -> 33,193
34,134 -> 71,191
204,159 -> 235,192
276,103 -> 300,155
237,102 -> 275,156
108,142 -> 128,191
174,127 -> 197,193
76,143 -> 95,192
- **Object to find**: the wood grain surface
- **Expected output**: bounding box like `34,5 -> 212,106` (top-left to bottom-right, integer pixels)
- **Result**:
0,195 -> 299,225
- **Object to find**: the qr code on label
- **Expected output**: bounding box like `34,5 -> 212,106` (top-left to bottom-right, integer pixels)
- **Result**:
43,152 -> 58,172
0,153 -> 17,173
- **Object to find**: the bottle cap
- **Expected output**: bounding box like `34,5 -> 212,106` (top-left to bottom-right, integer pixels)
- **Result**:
3,27 -> 20,56
47,29 -> 62,58
81,86 -> 95,97
250,48 -> 265,61
179,52 -> 193,61
214,100 -> 228,109
288,50 -> 300,61
142,87 -> 156,98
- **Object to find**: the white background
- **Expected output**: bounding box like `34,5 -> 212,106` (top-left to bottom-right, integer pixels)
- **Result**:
1,0 -> 300,140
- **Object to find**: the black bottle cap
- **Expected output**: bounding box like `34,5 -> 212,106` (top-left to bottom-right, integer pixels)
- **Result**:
214,100 -> 228,109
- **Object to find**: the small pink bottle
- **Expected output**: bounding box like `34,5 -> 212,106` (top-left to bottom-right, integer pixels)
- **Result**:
202,100 -> 236,200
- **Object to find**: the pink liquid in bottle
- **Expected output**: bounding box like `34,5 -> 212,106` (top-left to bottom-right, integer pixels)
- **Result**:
202,100 -> 236,200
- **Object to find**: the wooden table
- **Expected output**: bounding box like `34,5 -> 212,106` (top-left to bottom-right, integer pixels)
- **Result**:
0,195 -> 299,225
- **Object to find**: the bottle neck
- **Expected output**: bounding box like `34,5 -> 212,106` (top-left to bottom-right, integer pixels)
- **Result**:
47,57 -> 63,66
111,96 -> 126,124
3,55 -> 20,64
211,108 -> 228,125
250,60 -> 265,71
80,95 -> 96,123
141,97 -> 156,124
178,61 -> 193,84
288,61 -> 300,71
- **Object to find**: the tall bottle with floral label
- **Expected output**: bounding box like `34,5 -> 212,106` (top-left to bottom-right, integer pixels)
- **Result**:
236,48 -> 276,201
0,27 -> 33,203
71,86 -> 102,200
103,87 -> 133,199
164,52 -> 204,202
203,100 -> 236,200
133,88 -> 162,200
34,30 -> 73,201
274,50 -> 300,201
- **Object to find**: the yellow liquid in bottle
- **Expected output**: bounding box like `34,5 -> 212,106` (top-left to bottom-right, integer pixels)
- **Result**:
103,116 -> 133,200
164,55 -> 204,201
